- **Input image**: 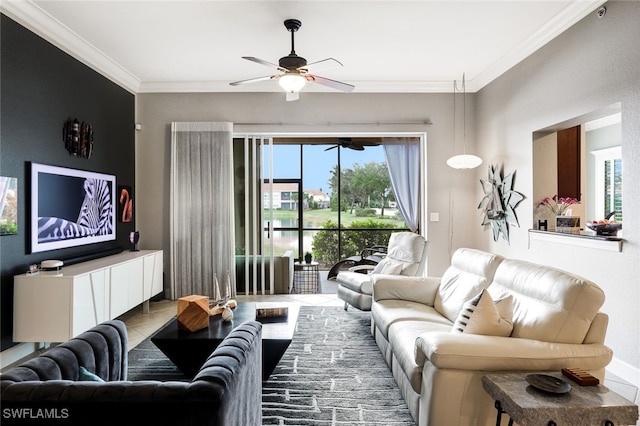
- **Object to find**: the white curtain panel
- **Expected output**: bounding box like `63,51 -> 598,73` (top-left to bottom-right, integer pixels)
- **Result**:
384,140 -> 421,232
170,122 -> 235,300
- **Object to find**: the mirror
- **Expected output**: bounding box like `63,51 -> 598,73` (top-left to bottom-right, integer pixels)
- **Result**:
532,103 -> 622,235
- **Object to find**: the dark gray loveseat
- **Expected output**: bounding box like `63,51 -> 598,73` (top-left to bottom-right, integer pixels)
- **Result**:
1,320 -> 262,425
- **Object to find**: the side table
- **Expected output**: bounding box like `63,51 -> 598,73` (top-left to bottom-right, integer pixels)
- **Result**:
293,261 -> 319,293
482,372 -> 639,426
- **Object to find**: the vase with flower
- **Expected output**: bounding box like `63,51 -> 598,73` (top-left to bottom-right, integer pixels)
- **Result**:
538,195 -> 580,231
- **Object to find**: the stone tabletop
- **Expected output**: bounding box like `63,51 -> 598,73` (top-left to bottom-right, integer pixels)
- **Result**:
482,372 -> 639,426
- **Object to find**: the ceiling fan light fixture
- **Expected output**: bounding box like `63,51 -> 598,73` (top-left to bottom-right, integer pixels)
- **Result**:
278,73 -> 306,93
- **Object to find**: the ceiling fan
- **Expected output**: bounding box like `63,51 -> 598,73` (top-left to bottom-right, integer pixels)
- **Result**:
324,138 -> 380,151
229,19 -> 355,101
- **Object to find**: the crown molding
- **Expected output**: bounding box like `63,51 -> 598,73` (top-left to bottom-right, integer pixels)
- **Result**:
473,0 -> 606,91
1,0 -> 141,94
137,79 -> 455,94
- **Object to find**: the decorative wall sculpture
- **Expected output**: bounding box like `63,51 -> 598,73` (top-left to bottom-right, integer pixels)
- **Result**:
63,118 -> 94,158
478,164 -> 524,243
118,185 -> 133,223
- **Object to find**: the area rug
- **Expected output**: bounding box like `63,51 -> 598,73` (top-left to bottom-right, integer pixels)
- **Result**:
262,305 -> 415,425
128,305 -> 415,426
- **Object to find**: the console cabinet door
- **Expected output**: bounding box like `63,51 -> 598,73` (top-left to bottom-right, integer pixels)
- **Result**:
110,264 -> 128,318
143,251 -> 163,300
128,258 -> 144,307
13,275 -> 73,342
72,269 -> 109,336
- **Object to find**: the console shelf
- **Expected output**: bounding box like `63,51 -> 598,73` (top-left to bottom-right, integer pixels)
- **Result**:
14,250 -> 163,342
528,229 -> 622,252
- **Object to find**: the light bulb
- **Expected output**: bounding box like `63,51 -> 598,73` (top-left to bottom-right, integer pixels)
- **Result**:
278,73 -> 306,93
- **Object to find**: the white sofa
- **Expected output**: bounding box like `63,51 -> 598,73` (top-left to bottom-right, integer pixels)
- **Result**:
371,248 -> 613,426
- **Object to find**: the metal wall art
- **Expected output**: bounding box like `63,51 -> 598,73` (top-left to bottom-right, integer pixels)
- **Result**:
478,164 -> 524,243
63,118 -> 94,158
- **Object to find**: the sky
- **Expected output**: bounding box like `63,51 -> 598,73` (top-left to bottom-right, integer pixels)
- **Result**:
265,144 -> 386,195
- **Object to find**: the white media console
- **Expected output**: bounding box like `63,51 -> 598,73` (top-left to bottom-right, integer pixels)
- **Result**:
13,250 -> 163,342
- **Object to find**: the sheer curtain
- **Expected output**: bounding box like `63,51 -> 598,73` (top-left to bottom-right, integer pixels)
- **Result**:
170,122 -> 235,299
384,139 -> 421,232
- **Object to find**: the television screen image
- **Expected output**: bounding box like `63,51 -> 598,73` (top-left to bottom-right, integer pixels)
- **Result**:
30,163 -> 116,253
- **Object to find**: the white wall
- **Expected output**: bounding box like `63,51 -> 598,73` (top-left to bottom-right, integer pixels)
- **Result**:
475,0 -> 639,382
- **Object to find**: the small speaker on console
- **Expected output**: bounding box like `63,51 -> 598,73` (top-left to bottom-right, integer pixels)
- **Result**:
40,260 -> 63,275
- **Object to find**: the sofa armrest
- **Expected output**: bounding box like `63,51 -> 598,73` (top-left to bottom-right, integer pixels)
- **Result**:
372,275 -> 441,306
415,332 -> 613,372
349,264 -> 375,273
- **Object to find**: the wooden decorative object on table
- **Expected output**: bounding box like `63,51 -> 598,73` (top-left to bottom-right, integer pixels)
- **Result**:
177,295 -> 210,332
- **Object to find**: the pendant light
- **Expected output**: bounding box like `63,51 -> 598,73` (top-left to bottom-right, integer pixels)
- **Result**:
447,73 -> 483,169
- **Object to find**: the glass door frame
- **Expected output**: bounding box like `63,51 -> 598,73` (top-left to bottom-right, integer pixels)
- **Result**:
263,178 -> 304,262
236,131 -> 428,280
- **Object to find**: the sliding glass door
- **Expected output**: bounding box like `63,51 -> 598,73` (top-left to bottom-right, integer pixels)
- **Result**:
234,133 -> 425,293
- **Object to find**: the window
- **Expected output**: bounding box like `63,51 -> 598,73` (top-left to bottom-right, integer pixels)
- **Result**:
592,146 -> 622,221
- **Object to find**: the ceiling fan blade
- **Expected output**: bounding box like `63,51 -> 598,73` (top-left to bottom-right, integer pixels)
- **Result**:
242,56 -> 287,73
286,91 -> 299,102
307,74 -> 355,93
229,75 -> 276,86
324,145 -> 338,151
299,58 -> 343,74
347,144 -> 365,151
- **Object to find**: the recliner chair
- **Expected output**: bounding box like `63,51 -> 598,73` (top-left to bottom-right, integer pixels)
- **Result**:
336,232 -> 427,311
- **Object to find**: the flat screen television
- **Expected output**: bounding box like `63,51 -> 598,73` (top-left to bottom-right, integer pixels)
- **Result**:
30,162 -> 116,253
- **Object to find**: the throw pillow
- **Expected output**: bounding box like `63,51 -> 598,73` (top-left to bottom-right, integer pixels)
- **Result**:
371,258 -> 404,275
451,289 -> 513,337
78,366 -> 105,382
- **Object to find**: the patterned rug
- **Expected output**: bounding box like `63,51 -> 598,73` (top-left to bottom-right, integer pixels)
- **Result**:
128,305 -> 415,426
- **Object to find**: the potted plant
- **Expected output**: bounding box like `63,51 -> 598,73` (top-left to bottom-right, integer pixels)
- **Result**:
538,195 -> 580,231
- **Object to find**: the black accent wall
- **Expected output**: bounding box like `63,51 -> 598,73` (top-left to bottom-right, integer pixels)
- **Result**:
0,15 -> 135,351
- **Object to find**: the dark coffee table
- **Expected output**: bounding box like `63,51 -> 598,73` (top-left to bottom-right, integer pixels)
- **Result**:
151,301 -> 300,380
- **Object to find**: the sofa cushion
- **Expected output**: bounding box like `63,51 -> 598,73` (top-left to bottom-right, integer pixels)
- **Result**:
372,299 -> 452,340
488,258 -> 605,344
451,289 -> 513,337
435,248 -> 505,322
387,320 -> 452,393
79,366 -> 105,382
372,257 -> 405,275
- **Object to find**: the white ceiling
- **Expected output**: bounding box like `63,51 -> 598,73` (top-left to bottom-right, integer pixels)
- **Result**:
2,0 -> 606,94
